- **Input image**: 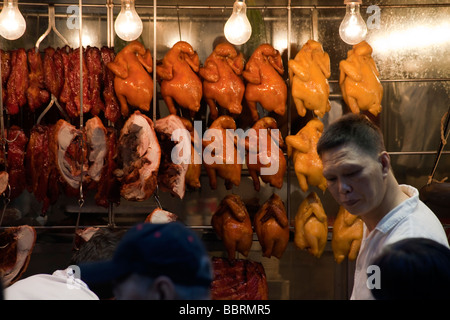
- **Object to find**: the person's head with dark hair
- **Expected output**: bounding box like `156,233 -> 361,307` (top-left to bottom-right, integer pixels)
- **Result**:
317,113 -> 385,158
79,222 -> 213,300
317,113 -> 405,231
370,237 -> 450,300
71,228 -> 126,299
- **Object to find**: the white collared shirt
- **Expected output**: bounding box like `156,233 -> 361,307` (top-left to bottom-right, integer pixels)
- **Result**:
350,185 -> 449,300
4,267 -> 99,300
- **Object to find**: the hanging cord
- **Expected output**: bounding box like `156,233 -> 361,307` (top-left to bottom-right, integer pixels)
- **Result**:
75,0 -> 85,236
427,107 -> 450,185
177,5 -> 182,41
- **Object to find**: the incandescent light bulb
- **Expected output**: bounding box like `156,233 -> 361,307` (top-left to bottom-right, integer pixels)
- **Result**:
224,0 -> 252,46
339,0 -> 367,45
0,0 -> 26,40
114,0 -> 143,42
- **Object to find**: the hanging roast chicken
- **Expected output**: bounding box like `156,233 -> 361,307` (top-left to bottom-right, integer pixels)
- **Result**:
243,43 -> 287,122
157,41 -> 202,117
115,111 -> 161,201
289,40 -> 331,118
332,206 -> 363,264
253,193 -> 289,259
286,118 -> 327,192
294,192 -> 328,258
211,194 -> 253,259
199,42 -> 245,120
339,41 -> 383,116
107,40 -> 153,117
202,115 -> 242,190
245,117 -> 286,191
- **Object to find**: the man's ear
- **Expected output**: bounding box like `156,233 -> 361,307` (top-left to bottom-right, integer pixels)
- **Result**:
379,151 -> 390,178
152,276 -> 176,300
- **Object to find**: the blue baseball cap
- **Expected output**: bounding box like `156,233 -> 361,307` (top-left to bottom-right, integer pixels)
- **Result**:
79,222 -> 212,288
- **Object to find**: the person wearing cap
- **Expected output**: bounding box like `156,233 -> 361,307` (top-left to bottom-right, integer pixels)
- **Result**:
79,221 -> 213,300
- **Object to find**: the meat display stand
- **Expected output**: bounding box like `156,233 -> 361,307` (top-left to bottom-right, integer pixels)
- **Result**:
0,0 -> 449,300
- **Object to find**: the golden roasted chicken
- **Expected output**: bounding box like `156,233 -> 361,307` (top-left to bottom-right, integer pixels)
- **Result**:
202,116 -> 242,190
199,42 -> 245,120
107,40 -> 153,117
332,206 -> 363,264
339,41 -> 383,116
294,192 -> 328,258
254,193 -> 289,259
286,119 -> 327,192
243,44 -> 287,122
211,194 -> 253,259
245,117 -> 286,191
157,41 -> 202,116
289,40 -> 331,118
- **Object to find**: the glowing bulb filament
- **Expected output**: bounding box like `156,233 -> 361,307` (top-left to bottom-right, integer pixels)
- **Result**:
0,0 -> 26,40
339,0 -> 368,45
114,0 -> 143,42
224,0 -> 252,45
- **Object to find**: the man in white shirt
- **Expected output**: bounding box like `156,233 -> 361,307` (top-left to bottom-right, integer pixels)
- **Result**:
316,113 -> 449,300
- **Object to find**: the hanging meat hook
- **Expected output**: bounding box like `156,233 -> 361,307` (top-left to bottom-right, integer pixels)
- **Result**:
35,4 -> 70,50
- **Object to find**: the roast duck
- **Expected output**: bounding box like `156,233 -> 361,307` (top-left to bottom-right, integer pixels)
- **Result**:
107,40 -> 153,118
243,43 -> 287,122
202,115 -> 242,190
157,41 -> 202,117
339,41 -> 383,116
332,206 -> 363,264
154,115 -> 190,199
0,225 -> 36,287
286,119 -> 327,193
211,257 -> 268,300
211,194 -> 253,259
294,192 -> 328,258
244,117 -> 286,191
199,42 -> 245,120
253,193 -> 289,259
289,40 -> 331,118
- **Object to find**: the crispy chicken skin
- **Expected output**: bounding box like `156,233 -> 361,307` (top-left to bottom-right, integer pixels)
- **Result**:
157,41 -> 202,116
211,194 -> 253,259
294,192 -> 328,258
339,41 -> 383,116
254,193 -> 289,259
245,117 -> 286,191
199,42 -> 245,120
243,44 -> 287,122
286,119 -> 327,192
332,206 -> 363,264
289,40 -> 331,118
107,41 -> 153,117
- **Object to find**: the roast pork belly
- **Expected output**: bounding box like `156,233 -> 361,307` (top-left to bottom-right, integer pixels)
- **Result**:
154,115 -> 189,199
85,116 -> 107,185
145,208 -> 177,223
95,127 -> 120,208
116,111 -> 161,201
0,225 -> 36,287
211,257 -> 268,300
50,119 -> 88,190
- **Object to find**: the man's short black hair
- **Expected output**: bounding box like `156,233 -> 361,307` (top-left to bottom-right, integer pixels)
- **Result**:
316,113 -> 385,158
